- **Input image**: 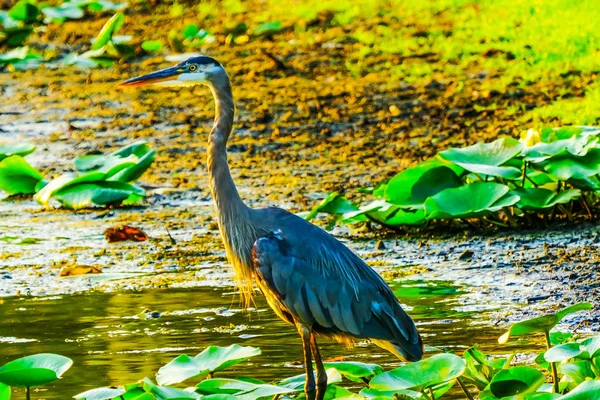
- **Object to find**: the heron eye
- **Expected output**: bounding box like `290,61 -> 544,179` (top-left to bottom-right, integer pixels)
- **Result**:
189,65 -> 197,72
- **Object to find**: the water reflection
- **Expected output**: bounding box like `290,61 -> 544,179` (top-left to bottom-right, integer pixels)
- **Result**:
0,281 -> 535,399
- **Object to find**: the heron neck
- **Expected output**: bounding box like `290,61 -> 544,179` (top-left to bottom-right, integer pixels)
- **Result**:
207,76 -> 250,225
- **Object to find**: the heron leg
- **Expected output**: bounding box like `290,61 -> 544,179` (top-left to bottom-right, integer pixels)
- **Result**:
310,333 -> 327,400
298,324 -> 316,400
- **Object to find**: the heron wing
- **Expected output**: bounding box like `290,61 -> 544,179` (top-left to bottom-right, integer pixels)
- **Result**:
251,208 -> 423,361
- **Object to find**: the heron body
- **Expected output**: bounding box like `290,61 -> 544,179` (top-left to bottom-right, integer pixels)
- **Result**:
121,56 -> 423,400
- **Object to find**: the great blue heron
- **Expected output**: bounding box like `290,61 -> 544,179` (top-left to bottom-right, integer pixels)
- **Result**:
120,56 -> 423,400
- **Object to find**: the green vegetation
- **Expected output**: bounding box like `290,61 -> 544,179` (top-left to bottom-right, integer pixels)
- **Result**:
0,141 -> 154,209
307,126 -> 600,229
0,304 -> 596,400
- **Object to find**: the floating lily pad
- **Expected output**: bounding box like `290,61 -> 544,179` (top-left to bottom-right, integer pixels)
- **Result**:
74,386 -> 126,400
142,378 -> 200,399
559,361 -> 596,386
0,353 -> 72,388
197,378 -> 297,399
156,345 -> 261,386
488,366 -> 545,398
384,159 -> 463,207
542,150 -> 600,180
424,182 -> 518,219
560,380 -> 600,400
0,143 -> 35,161
278,368 -> 342,390
91,12 -> 124,50
438,137 -> 523,179
8,0 -> 39,22
499,302 -> 592,344
0,383 -> 9,400
52,181 -> 145,209
322,361 -> 384,382
305,192 -> 358,221
0,155 -> 43,195
369,353 -> 465,392
512,188 -> 581,210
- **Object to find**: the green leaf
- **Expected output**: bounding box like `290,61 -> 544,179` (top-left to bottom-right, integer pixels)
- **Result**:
74,386 -> 126,400
305,192 -> 358,221
384,160 -> 463,207
52,181 -> 145,209
359,386 -> 420,399
512,188 -> 581,210
369,353 -> 465,392
488,366 -> 545,397
0,353 -> 73,388
142,378 -> 200,399
253,21 -> 282,36
75,141 -> 155,182
560,380 -> 600,399
0,382 -> 9,400
0,155 -> 43,195
278,368 -> 342,391
322,361 -> 384,382
197,378 -> 298,400
92,12 -> 124,50
581,335 -> 600,359
438,137 -> 523,178
544,343 -> 584,363
523,133 -> 596,162
499,302 -> 592,344
0,143 -> 35,161
559,361 -> 595,385
0,26 -> 34,47
542,150 -> 600,180
41,4 -> 84,22
181,24 -> 200,39
34,172 -> 106,206
8,0 -> 39,22
141,40 -> 163,53
424,182 -> 518,219
156,345 -> 261,386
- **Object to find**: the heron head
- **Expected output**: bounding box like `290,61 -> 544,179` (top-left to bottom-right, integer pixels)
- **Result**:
119,56 -> 225,88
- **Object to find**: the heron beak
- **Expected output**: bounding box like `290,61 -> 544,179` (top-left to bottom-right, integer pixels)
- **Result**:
118,66 -> 184,87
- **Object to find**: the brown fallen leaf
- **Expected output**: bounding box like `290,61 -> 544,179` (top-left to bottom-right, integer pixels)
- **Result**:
104,225 -> 148,243
60,265 -> 102,277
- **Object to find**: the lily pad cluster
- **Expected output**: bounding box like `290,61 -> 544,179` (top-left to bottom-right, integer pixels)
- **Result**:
0,0 -> 126,69
307,126 -> 600,229
2,304 -> 595,399
0,140 -> 154,209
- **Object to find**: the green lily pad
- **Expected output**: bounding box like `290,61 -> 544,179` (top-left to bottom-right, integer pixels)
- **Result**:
142,377 -> 200,399
512,188 -> 581,210
74,386 -> 126,400
499,302 -> 592,344
322,361 -> 384,382
542,150 -> 600,180
359,387 -> 420,399
523,133 -> 597,162
369,353 -> 465,392
91,12 -> 124,50
8,0 -> 39,22
559,361 -> 596,386
560,380 -> 600,400
0,155 -> 43,195
463,345 -> 510,390
384,159 -> 463,207
141,40 -> 163,53
488,366 -> 545,397
41,3 -> 84,22
424,182 -> 518,219
0,353 -> 72,388
0,26 -> 34,47
438,137 -> 523,178
0,382 -> 9,400
34,171 -> 106,206
156,345 -> 261,386
278,368 -> 342,390
75,141 -> 156,182
305,192 -> 358,221
197,378 -> 298,399
544,342 -> 585,363
253,21 -> 282,36
0,143 -> 35,161
52,181 -> 145,209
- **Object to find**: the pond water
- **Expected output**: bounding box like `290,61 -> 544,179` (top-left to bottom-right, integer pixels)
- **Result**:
0,279 -> 540,399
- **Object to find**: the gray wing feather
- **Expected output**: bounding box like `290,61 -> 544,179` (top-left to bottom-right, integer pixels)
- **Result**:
251,208 -> 423,361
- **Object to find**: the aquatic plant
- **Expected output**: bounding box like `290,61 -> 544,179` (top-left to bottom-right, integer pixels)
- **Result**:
0,303 -> 596,399
0,140 -> 154,209
307,126 -> 600,229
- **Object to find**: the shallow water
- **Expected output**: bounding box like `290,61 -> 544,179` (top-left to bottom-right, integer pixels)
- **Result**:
0,280 -> 538,399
